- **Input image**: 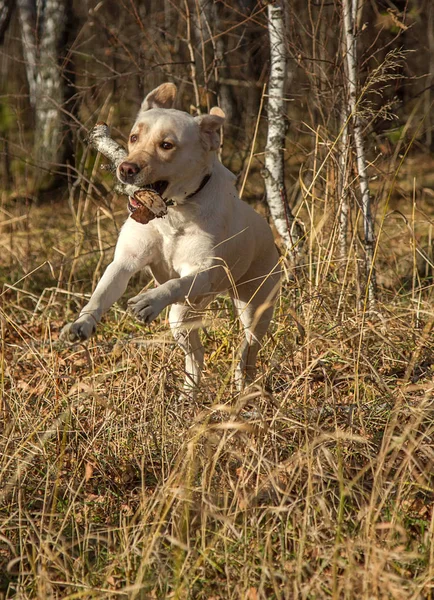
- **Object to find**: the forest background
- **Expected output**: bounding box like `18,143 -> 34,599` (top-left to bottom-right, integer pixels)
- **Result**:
0,0 -> 434,598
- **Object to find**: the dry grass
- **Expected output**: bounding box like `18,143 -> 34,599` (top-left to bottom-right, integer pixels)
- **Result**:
1,150 -> 434,599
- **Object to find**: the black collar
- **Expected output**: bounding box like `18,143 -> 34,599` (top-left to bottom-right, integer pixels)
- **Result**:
185,174 -> 211,199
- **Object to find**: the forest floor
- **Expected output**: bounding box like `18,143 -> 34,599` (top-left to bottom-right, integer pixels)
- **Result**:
0,148 -> 434,599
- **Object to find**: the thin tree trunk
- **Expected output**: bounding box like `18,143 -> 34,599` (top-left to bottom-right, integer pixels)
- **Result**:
184,0 -> 201,112
17,0 -> 37,106
0,0 -> 15,45
425,2 -> 433,148
0,0 -> 15,190
35,0 -> 67,168
338,23 -> 350,262
342,0 -> 376,306
338,104 -> 350,262
17,0 -> 70,188
264,1 -> 302,259
200,0 -> 236,122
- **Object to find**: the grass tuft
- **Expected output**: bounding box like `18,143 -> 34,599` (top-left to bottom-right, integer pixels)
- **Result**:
1,155 -> 434,598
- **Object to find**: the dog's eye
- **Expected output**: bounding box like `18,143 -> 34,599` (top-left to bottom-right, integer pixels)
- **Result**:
130,134 -> 138,143
160,141 -> 174,150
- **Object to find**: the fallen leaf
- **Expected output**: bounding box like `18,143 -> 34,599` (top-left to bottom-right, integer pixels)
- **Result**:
85,462 -> 94,482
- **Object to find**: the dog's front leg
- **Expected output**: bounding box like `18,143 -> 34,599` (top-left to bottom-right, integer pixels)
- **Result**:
61,261 -> 135,342
128,270 -> 213,323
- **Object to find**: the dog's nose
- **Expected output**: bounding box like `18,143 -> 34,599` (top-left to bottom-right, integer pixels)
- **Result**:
119,161 -> 140,182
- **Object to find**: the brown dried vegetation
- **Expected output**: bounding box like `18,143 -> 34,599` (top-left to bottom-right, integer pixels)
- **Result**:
1,0 -> 434,598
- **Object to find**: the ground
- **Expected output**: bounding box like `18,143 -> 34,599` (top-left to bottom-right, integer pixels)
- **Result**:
0,149 -> 433,599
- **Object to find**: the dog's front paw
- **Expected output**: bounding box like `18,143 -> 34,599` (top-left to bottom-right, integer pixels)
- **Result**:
128,290 -> 165,324
60,316 -> 96,343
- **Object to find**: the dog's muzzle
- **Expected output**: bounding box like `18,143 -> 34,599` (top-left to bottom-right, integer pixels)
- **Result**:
118,161 -> 140,183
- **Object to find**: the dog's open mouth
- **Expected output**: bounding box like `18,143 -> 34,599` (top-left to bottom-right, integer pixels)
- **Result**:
127,196 -> 143,212
127,180 -> 170,215
127,181 -> 175,225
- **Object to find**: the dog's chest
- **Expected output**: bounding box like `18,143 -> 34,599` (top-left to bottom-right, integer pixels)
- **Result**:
149,234 -> 181,283
148,225 -> 208,284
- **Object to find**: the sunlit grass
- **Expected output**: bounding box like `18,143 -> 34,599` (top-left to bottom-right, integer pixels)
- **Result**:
1,151 -> 434,598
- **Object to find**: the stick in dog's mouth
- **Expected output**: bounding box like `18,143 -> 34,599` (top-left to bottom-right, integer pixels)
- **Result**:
128,182 -> 174,224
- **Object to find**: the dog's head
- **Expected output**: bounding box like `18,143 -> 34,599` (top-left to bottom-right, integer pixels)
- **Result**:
117,83 -> 225,203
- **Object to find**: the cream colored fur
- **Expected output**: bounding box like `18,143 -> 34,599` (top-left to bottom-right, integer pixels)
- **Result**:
61,83 -> 280,397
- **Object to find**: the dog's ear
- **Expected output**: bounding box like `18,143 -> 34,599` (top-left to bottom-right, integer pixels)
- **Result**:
195,109 -> 225,151
141,83 -> 177,111
210,107 -> 225,118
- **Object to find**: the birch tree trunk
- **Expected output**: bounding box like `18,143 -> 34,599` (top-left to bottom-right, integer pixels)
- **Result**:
34,0 -> 67,168
17,0 -> 71,188
338,104 -> 350,262
264,1 -> 302,258
0,0 -> 14,45
338,19 -> 351,262
342,0 -> 376,307
17,0 -> 37,106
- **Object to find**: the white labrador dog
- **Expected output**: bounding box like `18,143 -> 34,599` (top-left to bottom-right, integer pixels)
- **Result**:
61,83 -> 280,396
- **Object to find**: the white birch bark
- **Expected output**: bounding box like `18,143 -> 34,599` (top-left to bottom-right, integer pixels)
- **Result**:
34,0 -> 66,167
88,123 -> 140,198
264,1 -> 301,257
343,0 -> 376,306
17,0 -> 68,176
16,0 -> 37,106
338,19 -> 351,262
338,104 -> 350,261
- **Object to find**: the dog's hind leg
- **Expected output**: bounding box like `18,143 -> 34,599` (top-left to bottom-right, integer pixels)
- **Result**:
232,297 -> 274,391
169,303 -> 205,400
232,271 -> 280,391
